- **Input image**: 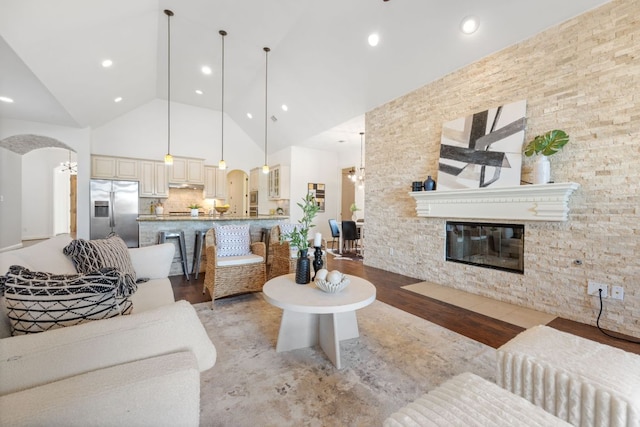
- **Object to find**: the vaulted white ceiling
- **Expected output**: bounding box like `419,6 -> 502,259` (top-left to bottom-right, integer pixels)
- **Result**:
0,0 -> 610,152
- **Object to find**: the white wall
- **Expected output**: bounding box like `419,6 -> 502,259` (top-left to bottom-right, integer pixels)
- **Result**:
285,146 -> 339,240
0,118 -> 91,244
0,147 -> 22,251
21,148 -> 70,240
92,100 -> 264,173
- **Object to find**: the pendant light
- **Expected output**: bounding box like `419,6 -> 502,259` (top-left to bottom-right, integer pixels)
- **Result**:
164,9 -> 174,165
218,30 -> 227,170
262,47 -> 270,174
60,149 -> 77,175
348,167 -> 356,182
357,132 -> 365,189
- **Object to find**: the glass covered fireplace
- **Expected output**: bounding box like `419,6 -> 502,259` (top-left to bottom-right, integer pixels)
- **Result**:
445,221 -> 524,274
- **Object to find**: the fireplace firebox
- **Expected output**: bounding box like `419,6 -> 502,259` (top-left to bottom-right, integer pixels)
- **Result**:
445,221 -> 524,274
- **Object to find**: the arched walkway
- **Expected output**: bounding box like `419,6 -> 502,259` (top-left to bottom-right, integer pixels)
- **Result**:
0,134 -> 73,154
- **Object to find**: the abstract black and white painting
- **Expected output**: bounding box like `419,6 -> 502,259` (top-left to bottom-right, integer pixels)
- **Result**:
437,100 -> 526,190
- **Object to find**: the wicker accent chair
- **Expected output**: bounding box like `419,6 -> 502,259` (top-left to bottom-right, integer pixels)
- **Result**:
269,225 -> 327,280
203,228 -> 266,302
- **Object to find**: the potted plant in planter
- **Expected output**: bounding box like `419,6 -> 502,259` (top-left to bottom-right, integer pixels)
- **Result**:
350,203 -> 361,221
187,203 -> 201,217
280,193 -> 320,284
523,129 -> 569,184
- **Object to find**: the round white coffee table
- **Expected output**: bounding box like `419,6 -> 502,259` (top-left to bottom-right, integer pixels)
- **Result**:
262,273 -> 376,369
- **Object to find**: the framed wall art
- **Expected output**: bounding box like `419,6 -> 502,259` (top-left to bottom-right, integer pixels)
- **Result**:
437,100 -> 527,190
307,183 -> 325,212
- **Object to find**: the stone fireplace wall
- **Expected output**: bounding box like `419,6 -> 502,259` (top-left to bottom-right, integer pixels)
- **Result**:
364,0 -> 639,337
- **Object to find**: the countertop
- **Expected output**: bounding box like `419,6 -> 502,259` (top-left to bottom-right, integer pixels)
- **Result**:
137,214 -> 289,222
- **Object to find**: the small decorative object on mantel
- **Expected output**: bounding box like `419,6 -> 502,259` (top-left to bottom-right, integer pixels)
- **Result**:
315,269 -> 350,293
412,181 -> 423,191
523,129 -> 569,184
280,193 -> 320,284
187,204 -> 201,217
423,176 -> 437,191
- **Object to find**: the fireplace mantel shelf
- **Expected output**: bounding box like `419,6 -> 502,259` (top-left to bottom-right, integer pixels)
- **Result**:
409,182 -> 580,222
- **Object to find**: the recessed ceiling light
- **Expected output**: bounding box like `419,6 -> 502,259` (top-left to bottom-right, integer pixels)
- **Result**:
201,66 -> 212,75
247,113 -> 253,119
102,59 -> 113,68
195,89 -> 203,95
460,16 -> 479,34
368,33 -> 380,47
0,96 -> 14,103
281,104 -> 288,111
114,97 -> 123,103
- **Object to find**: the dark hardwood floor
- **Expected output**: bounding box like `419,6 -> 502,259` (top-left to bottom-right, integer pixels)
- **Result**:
171,255 -> 640,354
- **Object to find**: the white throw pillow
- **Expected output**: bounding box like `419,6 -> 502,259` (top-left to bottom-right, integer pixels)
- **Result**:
214,224 -> 251,257
279,223 -> 300,242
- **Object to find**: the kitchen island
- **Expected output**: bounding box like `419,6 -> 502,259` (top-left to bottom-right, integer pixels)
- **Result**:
138,214 -> 289,277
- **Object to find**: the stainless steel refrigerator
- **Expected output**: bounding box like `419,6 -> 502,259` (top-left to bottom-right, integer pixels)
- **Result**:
90,179 -> 139,247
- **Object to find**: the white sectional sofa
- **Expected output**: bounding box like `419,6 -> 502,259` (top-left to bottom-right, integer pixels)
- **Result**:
0,235 -> 217,426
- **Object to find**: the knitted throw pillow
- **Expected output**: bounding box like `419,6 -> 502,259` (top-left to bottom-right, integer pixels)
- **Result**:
0,265 -> 134,336
278,223 -> 299,241
278,223 -> 300,254
63,234 -> 137,288
214,224 -> 251,257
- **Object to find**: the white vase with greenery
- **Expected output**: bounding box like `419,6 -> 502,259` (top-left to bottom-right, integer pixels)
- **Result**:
523,129 -> 569,185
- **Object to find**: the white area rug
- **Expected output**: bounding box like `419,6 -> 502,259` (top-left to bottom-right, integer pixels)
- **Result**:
194,293 -> 496,426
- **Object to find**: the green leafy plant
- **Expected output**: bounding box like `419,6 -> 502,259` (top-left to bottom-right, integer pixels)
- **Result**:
187,203 -> 201,209
280,193 -> 320,252
523,129 -> 569,157
350,203 -> 360,213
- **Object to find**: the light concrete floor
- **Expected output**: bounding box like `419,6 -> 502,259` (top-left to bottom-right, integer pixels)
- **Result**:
402,281 -> 556,329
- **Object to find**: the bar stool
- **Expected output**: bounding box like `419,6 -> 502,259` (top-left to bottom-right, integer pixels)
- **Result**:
158,230 -> 189,280
192,229 -> 209,279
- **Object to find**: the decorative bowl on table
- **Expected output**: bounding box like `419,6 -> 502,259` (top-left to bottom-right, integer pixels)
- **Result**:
315,271 -> 350,293
214,206 -> 229,214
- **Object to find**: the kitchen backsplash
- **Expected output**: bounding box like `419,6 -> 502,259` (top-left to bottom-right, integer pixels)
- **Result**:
139,188 -> 290,215
139,188 -> 219,214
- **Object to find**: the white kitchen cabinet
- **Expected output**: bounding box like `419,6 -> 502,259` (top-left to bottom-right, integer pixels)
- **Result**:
268,165 -> 289,200
91,155 -> 139,180
139,161 -> 169,198
204,166 -> 227,199
216,168 -> 227,198
249,168 -> 259,192
168,157 -> 204,185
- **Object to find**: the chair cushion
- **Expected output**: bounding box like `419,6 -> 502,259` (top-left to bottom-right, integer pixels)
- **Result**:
0,266 -> 134,336
214,224 -> 251,257
217,254 -> 264,267
63,235 -> 137,288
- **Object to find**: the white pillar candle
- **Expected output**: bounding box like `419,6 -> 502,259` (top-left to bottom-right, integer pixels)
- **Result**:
314,232 -> 322,247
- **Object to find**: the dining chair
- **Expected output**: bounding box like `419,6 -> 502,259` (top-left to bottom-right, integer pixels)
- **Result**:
341,220 -> 359,254
328,219 -> 340,250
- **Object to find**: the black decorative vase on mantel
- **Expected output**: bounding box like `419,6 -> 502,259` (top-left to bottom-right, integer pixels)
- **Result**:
424,176 -> 436,191
295,249 -> 311,284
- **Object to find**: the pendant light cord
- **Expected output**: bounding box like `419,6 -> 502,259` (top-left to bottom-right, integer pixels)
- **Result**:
264,47 -> 270,168
220,30 -> 226,163
165,10 -> 173,157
